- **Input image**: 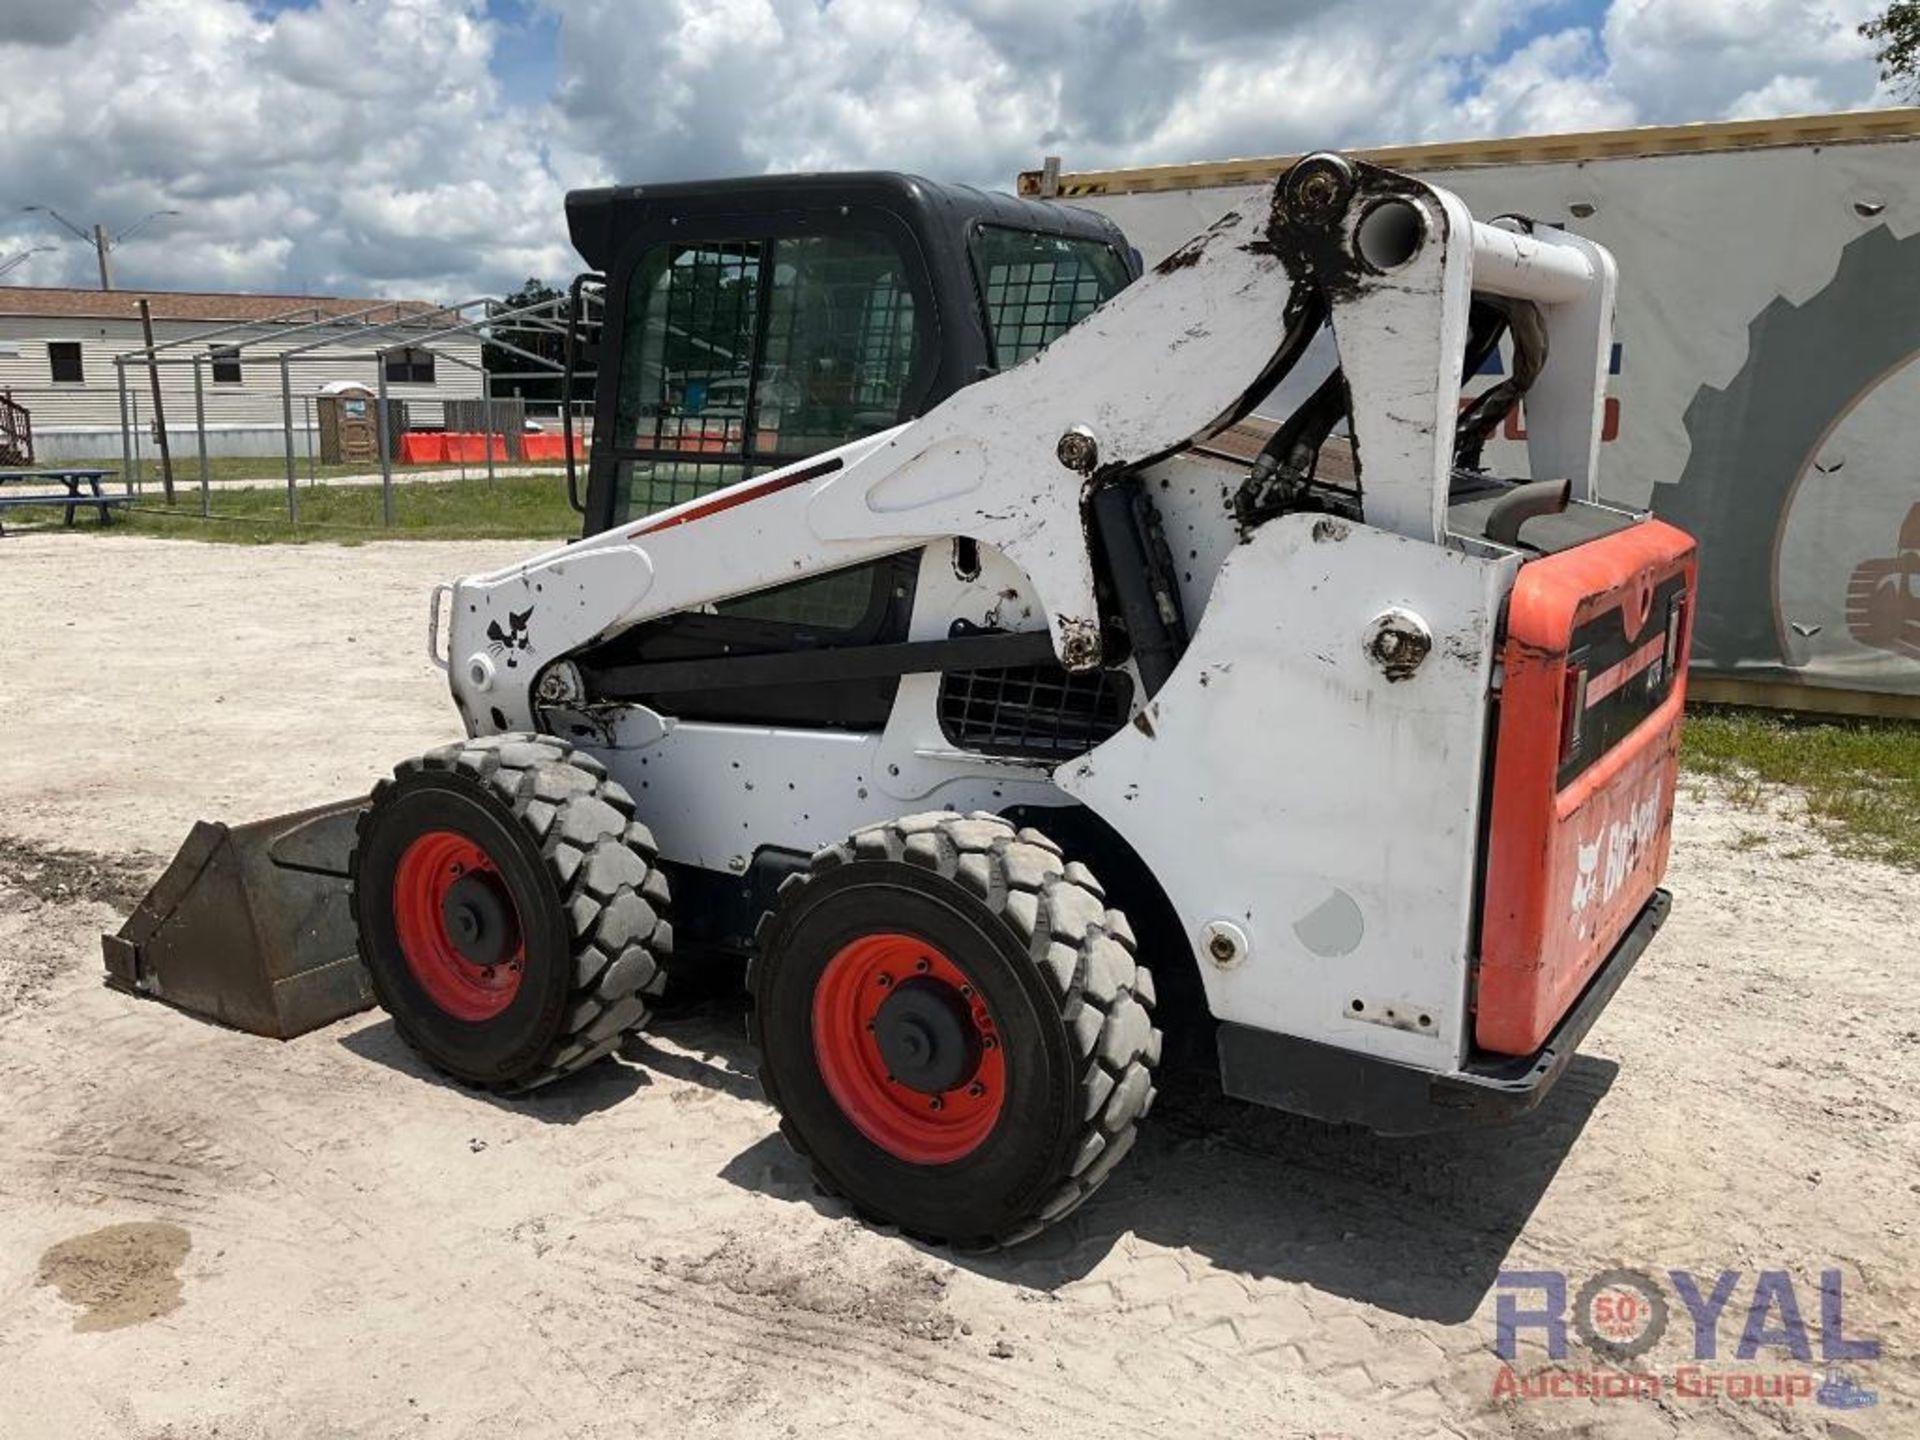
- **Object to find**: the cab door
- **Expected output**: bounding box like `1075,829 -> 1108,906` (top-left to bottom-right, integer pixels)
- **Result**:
584,216 -> 939,534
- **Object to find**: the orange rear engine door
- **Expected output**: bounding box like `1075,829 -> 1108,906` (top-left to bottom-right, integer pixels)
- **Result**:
1478,519 -> 1698,1056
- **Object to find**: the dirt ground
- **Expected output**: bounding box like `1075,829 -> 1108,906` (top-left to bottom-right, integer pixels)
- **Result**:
1,532 -> 1914,1439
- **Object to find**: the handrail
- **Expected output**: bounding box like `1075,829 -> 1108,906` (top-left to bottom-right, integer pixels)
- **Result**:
561,272 -> 604,518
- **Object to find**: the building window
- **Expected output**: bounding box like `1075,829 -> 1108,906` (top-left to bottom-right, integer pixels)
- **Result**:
48,341 -> 84,383
210,346 -> 242,384
384,347 -> 435,384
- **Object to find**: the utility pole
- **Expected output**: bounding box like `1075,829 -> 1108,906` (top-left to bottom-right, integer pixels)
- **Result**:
20,206 -> 178,291
92,224 -> 114,290
137,298 -> 176,503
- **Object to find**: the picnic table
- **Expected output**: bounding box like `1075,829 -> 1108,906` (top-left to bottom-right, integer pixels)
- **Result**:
0,468 -> 130,534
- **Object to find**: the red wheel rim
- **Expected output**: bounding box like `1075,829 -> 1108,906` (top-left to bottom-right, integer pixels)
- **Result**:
392,829 -> 525,1022
811,932 -> 1006,1164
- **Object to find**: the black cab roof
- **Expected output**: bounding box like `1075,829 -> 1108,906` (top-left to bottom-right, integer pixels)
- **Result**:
565,171 -> 1130,272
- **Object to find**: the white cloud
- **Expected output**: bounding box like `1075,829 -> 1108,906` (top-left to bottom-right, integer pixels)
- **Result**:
1600,0 -> 1886,118
1452,30 -> 1639,138
0,0 -> 1900,299
547,0 -> 1560,183
0,0 -> 575,298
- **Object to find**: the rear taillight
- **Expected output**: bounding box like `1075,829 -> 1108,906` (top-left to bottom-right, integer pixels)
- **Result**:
1559,663 -> 1589,766
1664,595 -> 1690,681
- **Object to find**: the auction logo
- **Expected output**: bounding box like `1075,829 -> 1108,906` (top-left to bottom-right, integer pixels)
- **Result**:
1573,1268 -> 1667,1360
1492,1267 -> 1879,1410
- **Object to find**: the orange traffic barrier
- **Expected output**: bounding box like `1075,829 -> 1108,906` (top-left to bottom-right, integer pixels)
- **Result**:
443,432 -> 508,462
519,433 -> 583,461
399,432 -> 447,464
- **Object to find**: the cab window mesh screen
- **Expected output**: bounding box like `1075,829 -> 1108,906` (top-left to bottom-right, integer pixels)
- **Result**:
970,227 -> 1130,368
611,232 -> 921,524
616,242 -> 760,458
757,235 -> 917,458
614,459 -> 752,520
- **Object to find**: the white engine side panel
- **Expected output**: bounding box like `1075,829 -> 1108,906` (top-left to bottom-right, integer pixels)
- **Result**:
1058,511 -> 1518,1071
592,541 -> 1073,872
610,724 -> 879,874
600,720 -> 1067,874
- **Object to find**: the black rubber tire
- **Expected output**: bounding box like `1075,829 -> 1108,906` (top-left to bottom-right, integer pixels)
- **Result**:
350,733 -> 671,1093
749,811 -> 1159,1249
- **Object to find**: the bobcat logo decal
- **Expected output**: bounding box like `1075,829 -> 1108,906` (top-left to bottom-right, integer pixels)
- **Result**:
1570,837 -> 1601,913
486,607 -> 534,668
1570,785 -> 1664,921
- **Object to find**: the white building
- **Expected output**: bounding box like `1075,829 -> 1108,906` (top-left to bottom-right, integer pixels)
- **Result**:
0,287 -> 485,460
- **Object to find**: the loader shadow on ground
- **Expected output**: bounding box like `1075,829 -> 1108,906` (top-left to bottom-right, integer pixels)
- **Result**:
339,997 -> 1612,1324
339,1018 -> 655,1123
652,999 -> 1614,1326
975,1055 -> 1617,1325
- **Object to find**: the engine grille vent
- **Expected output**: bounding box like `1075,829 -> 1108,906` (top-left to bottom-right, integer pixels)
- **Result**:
938,653 -> 1134,760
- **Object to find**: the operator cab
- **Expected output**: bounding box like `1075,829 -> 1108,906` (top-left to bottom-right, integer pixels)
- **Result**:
563,172 -> 1138,536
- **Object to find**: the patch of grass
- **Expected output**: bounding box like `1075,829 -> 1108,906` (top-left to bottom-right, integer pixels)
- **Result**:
4,475 -> 579,545
1683,707 -> 1920,869
72,454 -> 560,486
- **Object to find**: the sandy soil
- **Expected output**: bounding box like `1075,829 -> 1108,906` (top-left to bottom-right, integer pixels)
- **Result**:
0,532 -> 1914,1439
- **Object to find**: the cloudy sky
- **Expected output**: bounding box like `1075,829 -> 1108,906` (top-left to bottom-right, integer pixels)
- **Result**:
0,0 -> 1900,299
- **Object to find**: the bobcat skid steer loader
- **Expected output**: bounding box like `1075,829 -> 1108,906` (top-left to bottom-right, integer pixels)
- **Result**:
106,155 -> 1694,1247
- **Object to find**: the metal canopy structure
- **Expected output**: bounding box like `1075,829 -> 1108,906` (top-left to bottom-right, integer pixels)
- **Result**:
111,287 -> 602,525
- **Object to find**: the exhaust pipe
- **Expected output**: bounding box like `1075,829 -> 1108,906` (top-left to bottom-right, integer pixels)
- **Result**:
102,797 -> 374,1039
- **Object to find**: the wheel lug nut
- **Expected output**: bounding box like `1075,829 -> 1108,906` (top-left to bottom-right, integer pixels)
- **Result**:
928,1095 -> 944,1111
959,984 -> 973,997
876,973 -> 892,988
915,958 -> 931,973
982,1035 -> 998,1050
967,1082 -> 985,1098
